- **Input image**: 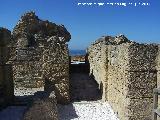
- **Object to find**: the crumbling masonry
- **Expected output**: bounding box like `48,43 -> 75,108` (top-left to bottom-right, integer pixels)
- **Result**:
8,12 -> 71,104
87,35 -> 160,120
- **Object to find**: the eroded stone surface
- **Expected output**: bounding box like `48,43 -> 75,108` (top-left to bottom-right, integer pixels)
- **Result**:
8,11 -> 71,104
87,35 -> 159,120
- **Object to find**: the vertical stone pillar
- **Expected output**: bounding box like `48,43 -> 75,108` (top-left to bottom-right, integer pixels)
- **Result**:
87,42 -> 108,101
43,38 -> 70,104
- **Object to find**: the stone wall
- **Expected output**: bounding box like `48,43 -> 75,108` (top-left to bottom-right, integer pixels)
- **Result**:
87,35 -> 131,101
87,35 -> 159,120
87,40 -> 108,100
0,28 -> 14,108
107,43 -> 158,120
8,12 -> 71,104
43,37 -> 70,103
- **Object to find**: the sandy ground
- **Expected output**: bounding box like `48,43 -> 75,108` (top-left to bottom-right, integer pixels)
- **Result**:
58,101 -> 119,120
58,73 -> 119,120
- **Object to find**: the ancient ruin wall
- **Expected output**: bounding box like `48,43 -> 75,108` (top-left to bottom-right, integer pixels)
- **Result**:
87,40 -> 108,101
9,12 -> 71,104
107,43 -> 158,120
87,35 -> 130,101
0,28 -> 14,108
88,35 -> 159,120
43,37 -> 70,103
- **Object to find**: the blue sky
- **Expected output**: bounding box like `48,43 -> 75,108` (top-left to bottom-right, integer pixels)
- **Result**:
0,0 -> 160,50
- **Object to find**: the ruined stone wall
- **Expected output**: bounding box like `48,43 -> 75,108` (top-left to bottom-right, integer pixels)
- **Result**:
9,12 -> 71,104
157,45 -> 160,117
87,41 -> 108,101
87,35 -> 159,120
87,35 -> 131,101
10,47 -> 44,88
0,28 -> 14,108
43,37 -> 70,103
107,43 -> 158,120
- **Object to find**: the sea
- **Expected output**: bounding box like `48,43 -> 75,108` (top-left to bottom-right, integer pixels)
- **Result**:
69,50 -> 86,56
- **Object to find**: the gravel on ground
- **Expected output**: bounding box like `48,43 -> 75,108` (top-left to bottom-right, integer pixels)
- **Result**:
58,100 -> 119,120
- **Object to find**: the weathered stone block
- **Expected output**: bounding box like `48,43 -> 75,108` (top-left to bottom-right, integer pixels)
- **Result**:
54,82 -> 70,103
88,35 -> 159,120
88,43 -> 108,85
42,61 -> 70,104
126,98 -> 153,117
107,44 -> 130,71
43,46 -> 69,64
128,44 -> 158,71
126,71 -> 157,98
12,61 -> 44,88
